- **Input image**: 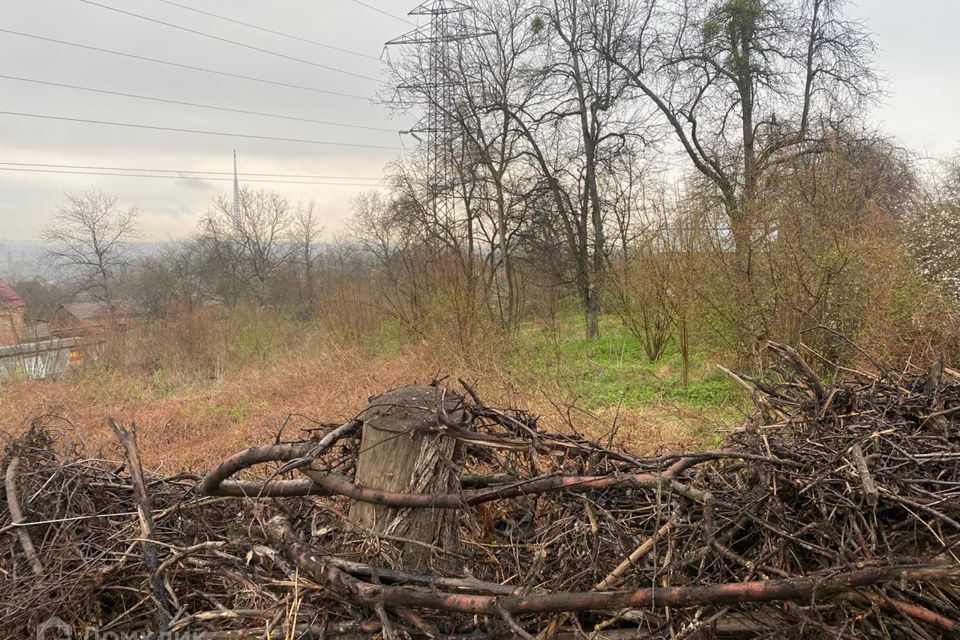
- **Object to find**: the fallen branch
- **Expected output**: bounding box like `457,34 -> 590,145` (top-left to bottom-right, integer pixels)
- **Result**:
595,519 -> 675,590
199,418 -> 360,497
109,419 -> 171,632
5,344 -> 960,638
268,516 -> 960,624
3,456 -> 43,576
850,443 -> 879,507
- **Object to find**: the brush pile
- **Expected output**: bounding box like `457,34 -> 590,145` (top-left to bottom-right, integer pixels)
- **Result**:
2,343 -> 960,639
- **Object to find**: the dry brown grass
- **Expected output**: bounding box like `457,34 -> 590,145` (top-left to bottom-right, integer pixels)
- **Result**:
0,337 -> 700,472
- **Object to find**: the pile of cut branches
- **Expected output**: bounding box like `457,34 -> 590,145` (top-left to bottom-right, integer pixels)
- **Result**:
2,342 -> 959,639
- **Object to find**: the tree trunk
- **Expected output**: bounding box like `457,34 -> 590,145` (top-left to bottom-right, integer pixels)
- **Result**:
348,384 -> 464,571
584,285 -> 600,341
678,314 -> 690,388
495,184 -> 516,330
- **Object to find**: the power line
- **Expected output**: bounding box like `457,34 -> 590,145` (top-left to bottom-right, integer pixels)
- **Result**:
0,162 -> 382,181
76,0 -> 381,82
147,0 -> 381,61
347,0 -> 418,26
0,28 -> 371,101
0,166 -> 382,187
0,110 -> 402,150
0,74 -> 398,133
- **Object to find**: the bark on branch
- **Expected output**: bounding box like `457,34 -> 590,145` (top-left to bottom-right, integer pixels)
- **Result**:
266,516 -> 959,630
4,456 -> 44,576
109,419 -> 171,632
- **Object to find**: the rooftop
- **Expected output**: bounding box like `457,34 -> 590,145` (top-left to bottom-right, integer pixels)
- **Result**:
59,301 -> 115,322
0,278 -> 25,310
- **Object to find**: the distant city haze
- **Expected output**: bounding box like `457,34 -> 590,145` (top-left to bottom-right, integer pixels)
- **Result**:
0,0 -> 957,242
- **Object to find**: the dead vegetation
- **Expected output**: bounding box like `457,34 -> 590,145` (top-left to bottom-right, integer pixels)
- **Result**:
0,330 -> 702,472
2,343 -> 959,638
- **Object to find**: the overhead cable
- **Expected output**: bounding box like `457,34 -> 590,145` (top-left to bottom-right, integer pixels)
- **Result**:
346,0 -> 417,27
147,0 -> 381,61
76,0 -> 381,82
0,28 -> 371,101
0,162 -> 381,181
0,166 -> 382,187
0,74 -> 398,133
0,110 -> 402,150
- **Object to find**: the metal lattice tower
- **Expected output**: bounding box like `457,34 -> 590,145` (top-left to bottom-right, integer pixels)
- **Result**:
387,2 -> 490,223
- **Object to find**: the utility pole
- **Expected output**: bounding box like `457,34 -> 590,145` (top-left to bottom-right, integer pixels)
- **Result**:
232,149 -> 241,217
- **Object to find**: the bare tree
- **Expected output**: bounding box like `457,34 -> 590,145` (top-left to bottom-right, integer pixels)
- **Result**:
449,0 -> 539,328
509,0 -> 642,339
351,189 -> 438,333
199,187 -> 295,306
602,0 -> 880,265
605,187 -> 673,362
130,239 -> 208,317
292,202 -> 322,315
383,20 -> 499,331
42,189 -> 140,302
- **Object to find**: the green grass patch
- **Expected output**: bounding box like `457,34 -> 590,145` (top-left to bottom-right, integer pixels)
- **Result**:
510,314 -> 743,414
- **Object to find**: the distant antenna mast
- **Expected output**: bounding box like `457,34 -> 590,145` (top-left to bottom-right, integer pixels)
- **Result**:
386,2 -> 490,222
232,149 -> 241,216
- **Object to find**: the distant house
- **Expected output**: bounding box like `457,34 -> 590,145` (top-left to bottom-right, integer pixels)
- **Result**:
50,301 -> 130,338
0,278 -> 26,346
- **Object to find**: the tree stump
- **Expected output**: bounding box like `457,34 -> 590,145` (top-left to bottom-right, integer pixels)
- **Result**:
348,384 -> 464,570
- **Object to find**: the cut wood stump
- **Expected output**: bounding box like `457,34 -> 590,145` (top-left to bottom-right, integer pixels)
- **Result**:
348,384 -> 464,571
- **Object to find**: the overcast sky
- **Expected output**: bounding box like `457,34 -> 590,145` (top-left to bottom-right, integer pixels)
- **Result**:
0,0 -> 958,242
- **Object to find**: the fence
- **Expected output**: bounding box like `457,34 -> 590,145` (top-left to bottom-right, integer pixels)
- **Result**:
0,337 -> 94,382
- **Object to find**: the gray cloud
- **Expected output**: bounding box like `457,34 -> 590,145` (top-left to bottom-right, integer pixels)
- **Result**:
0,0 -> 957,241
0,0 -> 415,240
846,0 -> 960,156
